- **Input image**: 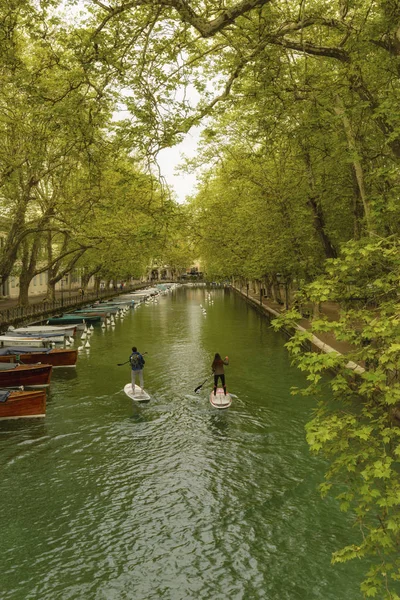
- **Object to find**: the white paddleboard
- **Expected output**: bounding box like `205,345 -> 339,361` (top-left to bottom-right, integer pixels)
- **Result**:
124,383 -> 150,402
209,388 -> 232,409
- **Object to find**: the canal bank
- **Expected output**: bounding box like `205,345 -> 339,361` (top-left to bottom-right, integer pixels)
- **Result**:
231,284 -> 365,375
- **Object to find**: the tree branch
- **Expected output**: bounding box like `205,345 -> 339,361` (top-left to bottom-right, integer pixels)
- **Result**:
91,0 -> 273,38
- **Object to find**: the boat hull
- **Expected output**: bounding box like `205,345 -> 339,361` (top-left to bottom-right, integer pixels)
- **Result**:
0,348 -> 77,367
0,364 -> 52,387
0,389 -> 46,420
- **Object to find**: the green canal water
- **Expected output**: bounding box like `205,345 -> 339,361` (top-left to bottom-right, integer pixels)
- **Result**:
0,287 -> 364,600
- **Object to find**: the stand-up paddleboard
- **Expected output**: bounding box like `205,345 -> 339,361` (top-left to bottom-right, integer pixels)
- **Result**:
210,388 -> 232,409
124,383 -> 150,402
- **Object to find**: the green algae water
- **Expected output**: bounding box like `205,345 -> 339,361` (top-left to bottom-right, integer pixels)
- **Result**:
0,287 -> 364,600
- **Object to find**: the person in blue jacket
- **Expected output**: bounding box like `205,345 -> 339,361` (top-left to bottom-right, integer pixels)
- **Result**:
130,346 -> 145,392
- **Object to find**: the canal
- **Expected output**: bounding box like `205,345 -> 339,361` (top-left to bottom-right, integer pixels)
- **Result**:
0,286 -> 364,599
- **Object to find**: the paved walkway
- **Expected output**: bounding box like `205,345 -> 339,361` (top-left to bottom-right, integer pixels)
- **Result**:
0,286 -> 139,312
239,287 -> 357,357
0,291 -> 81,310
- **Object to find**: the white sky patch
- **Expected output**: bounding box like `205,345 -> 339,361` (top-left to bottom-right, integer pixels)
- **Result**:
157,127 -> 202,204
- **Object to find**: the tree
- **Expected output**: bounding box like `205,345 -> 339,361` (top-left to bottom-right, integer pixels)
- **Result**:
273,237 -> 400,598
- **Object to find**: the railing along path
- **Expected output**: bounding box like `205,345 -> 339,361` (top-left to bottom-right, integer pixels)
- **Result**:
0,283 -> 161,330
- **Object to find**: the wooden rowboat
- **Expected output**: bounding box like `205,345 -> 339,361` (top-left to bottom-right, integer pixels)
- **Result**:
0,347 -> 77,367
0,389 -> 46,420
0,363 -> 52,387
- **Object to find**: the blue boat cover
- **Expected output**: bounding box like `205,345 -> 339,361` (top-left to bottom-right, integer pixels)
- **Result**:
0,390 -> 10,402
0,347 -> 52,356
0,363 -> 18,370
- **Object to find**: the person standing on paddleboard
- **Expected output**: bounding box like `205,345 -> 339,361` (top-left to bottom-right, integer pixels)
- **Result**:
130,346 -> 145,392
212,353 -> 229,396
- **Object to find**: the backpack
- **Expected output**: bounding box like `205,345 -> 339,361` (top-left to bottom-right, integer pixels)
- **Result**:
130,352 -> 144,369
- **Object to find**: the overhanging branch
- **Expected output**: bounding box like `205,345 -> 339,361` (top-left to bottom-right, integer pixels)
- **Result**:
91,0 -> 273,37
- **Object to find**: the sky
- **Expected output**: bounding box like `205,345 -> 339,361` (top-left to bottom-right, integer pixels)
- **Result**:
156,127 -> 202,204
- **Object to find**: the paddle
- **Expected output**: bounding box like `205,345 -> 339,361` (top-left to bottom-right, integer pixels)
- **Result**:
117,352 -> 147,366
194,374 -> 213,393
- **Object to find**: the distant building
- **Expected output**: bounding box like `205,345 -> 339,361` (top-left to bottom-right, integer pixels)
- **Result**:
181,262 -> 203,280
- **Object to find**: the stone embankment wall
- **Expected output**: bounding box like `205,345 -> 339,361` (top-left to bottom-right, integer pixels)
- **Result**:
231,285 -> 364,375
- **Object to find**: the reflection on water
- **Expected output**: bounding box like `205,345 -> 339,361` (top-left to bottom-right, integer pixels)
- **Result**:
0,287 -> 364,600
50,369 -> 78,382
0,419 -> 47,439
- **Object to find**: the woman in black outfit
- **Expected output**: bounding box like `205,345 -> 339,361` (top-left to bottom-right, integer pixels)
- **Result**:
211,353 -> 229,395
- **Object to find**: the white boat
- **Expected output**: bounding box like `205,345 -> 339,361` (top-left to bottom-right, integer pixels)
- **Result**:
9,325 -> 76,337
98,300 -> 132,307
1,331 -> 66,343
0,336 -> 53,348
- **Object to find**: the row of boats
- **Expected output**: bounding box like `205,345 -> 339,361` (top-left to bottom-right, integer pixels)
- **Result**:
0,284 -> 177,420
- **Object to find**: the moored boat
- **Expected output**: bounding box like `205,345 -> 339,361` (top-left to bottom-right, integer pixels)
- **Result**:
0,363 -> 52,387
0,336 -> 53,348
0,389 -> 46,420
0,332 -> 66,344
10,325 -> 77,337
0,347 -> 78,367
96,300 -> 132,307
71,310 -> 110,318
75,306 -> 120,314
47,314 -> 101,325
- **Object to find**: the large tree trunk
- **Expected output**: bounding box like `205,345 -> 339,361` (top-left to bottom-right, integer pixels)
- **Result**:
302,149 -> 337,259
335,95 -> 372,234
271,275 -> 282,304
18,272 -> 31,306
307,197 -> 337,259
0,172 -> 42,288
46,279 -> 56,302
45,231 -> 55,301
265,276 -> 273,298
94,275 -> 101,295
18,232 -> 42,306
